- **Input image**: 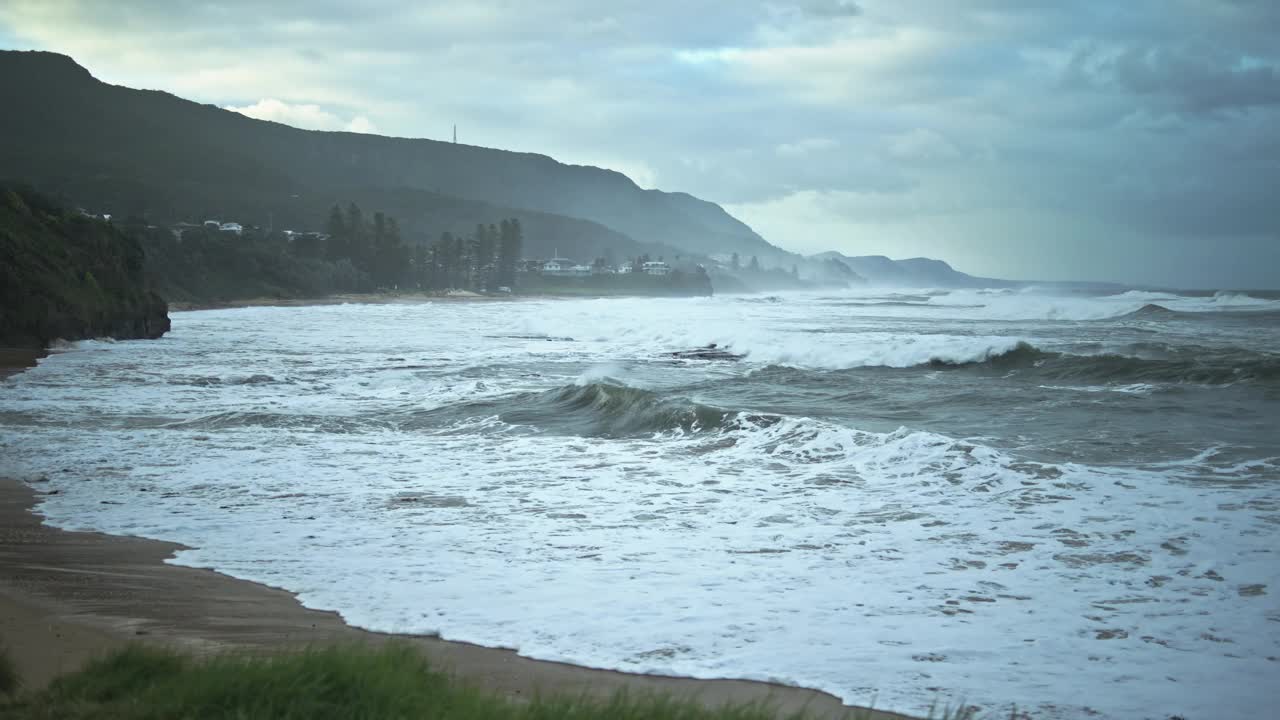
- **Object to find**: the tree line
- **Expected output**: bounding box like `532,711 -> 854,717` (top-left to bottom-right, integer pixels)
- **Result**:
292,203 -> 523,292
413,219 -> 523,292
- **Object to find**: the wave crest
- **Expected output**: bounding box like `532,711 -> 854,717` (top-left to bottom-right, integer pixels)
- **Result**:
500,382 -> 745,438
927,342 -> 1280,385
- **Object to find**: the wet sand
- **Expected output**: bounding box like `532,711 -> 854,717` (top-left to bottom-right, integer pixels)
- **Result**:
0,479 -> 910,718
0,349 -> 44,380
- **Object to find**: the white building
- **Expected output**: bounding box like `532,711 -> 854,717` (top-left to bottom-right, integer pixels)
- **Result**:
542,256 -> 576,276
219,222 -> 244,235
643,261 -> 672,276
569,264 -> 592,277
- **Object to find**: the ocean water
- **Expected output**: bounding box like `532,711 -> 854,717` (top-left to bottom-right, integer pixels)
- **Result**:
3,287 -> 1279,719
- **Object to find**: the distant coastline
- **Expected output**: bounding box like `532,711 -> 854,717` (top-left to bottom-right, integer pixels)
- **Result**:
164,288 -> 711,314
166,292 -> 523,313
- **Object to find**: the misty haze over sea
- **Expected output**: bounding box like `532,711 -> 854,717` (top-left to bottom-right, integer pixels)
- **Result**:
5,287 -> 1278,719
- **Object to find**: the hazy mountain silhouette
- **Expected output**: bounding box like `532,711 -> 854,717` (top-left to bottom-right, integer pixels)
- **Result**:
809,252 -> 1015,288
0,51 -> 775,263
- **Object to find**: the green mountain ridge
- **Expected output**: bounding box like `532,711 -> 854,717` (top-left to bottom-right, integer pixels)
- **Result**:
0,50 -> 780,264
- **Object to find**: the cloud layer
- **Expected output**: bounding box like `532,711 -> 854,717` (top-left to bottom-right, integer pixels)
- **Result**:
225,98 -> 376,133
2,0 -> 1277,287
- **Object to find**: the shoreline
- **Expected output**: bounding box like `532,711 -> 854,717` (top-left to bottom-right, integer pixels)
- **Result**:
0,349 -> 45,380
167,289 -> 715,313
166,292 -> 514,312
0,479 -> 909,719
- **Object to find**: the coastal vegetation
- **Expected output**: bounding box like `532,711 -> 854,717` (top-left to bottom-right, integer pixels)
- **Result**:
416,219 -> 524,292
0,643 -> 844,720
134,204 -> 702,301
135,191 -> 723,301
133,203 -> 430,301
133,222 -> 369,303
0,184 -> 169,348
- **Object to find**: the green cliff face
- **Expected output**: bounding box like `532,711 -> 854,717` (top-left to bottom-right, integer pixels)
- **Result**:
0,186 -> 170,348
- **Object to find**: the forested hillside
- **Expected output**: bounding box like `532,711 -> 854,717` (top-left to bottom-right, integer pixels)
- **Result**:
0,185 -> 169,348
0,51 -> 776,262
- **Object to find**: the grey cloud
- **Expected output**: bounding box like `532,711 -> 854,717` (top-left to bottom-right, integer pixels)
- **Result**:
1071,44 -> 1280,113
796,1 -> 862,18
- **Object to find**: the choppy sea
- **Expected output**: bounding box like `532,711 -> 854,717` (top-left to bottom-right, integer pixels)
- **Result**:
3,287 -> 1278,719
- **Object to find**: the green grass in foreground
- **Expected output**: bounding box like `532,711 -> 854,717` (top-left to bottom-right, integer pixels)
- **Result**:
0,643 -> 841,720
0,643 -> 1007,720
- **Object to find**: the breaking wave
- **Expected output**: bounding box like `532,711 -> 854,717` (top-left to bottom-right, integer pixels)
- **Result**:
1116,303 -> 1184,319
405,382 -> 755,438
927,342 -> 1280,385
732,334 -> 1033,370
734,331 -> 1279,384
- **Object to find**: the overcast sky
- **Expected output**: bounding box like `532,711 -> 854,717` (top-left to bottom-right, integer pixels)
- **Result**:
3,1 -> 1278,288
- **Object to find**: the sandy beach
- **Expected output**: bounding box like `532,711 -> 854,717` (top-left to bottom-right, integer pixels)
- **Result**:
0,476 -> 908,718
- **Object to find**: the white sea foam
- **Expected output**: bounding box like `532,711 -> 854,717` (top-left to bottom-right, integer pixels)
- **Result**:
2,294 -> 1277,720
733,333 -> 1031,369
509,295 -> 1038,370
1038,383 -> 1160,394
923,288 -> 1280,321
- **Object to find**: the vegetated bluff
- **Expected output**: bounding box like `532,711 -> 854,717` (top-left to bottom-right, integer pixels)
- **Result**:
0,185 -> 169,348
0,51 -> 779,262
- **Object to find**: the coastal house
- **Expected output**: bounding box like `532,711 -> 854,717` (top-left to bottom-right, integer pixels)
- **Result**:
219,222 -> 244,235
643,261 -> 672,276
569,264 -> 592,277
542,253 -> 577,276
